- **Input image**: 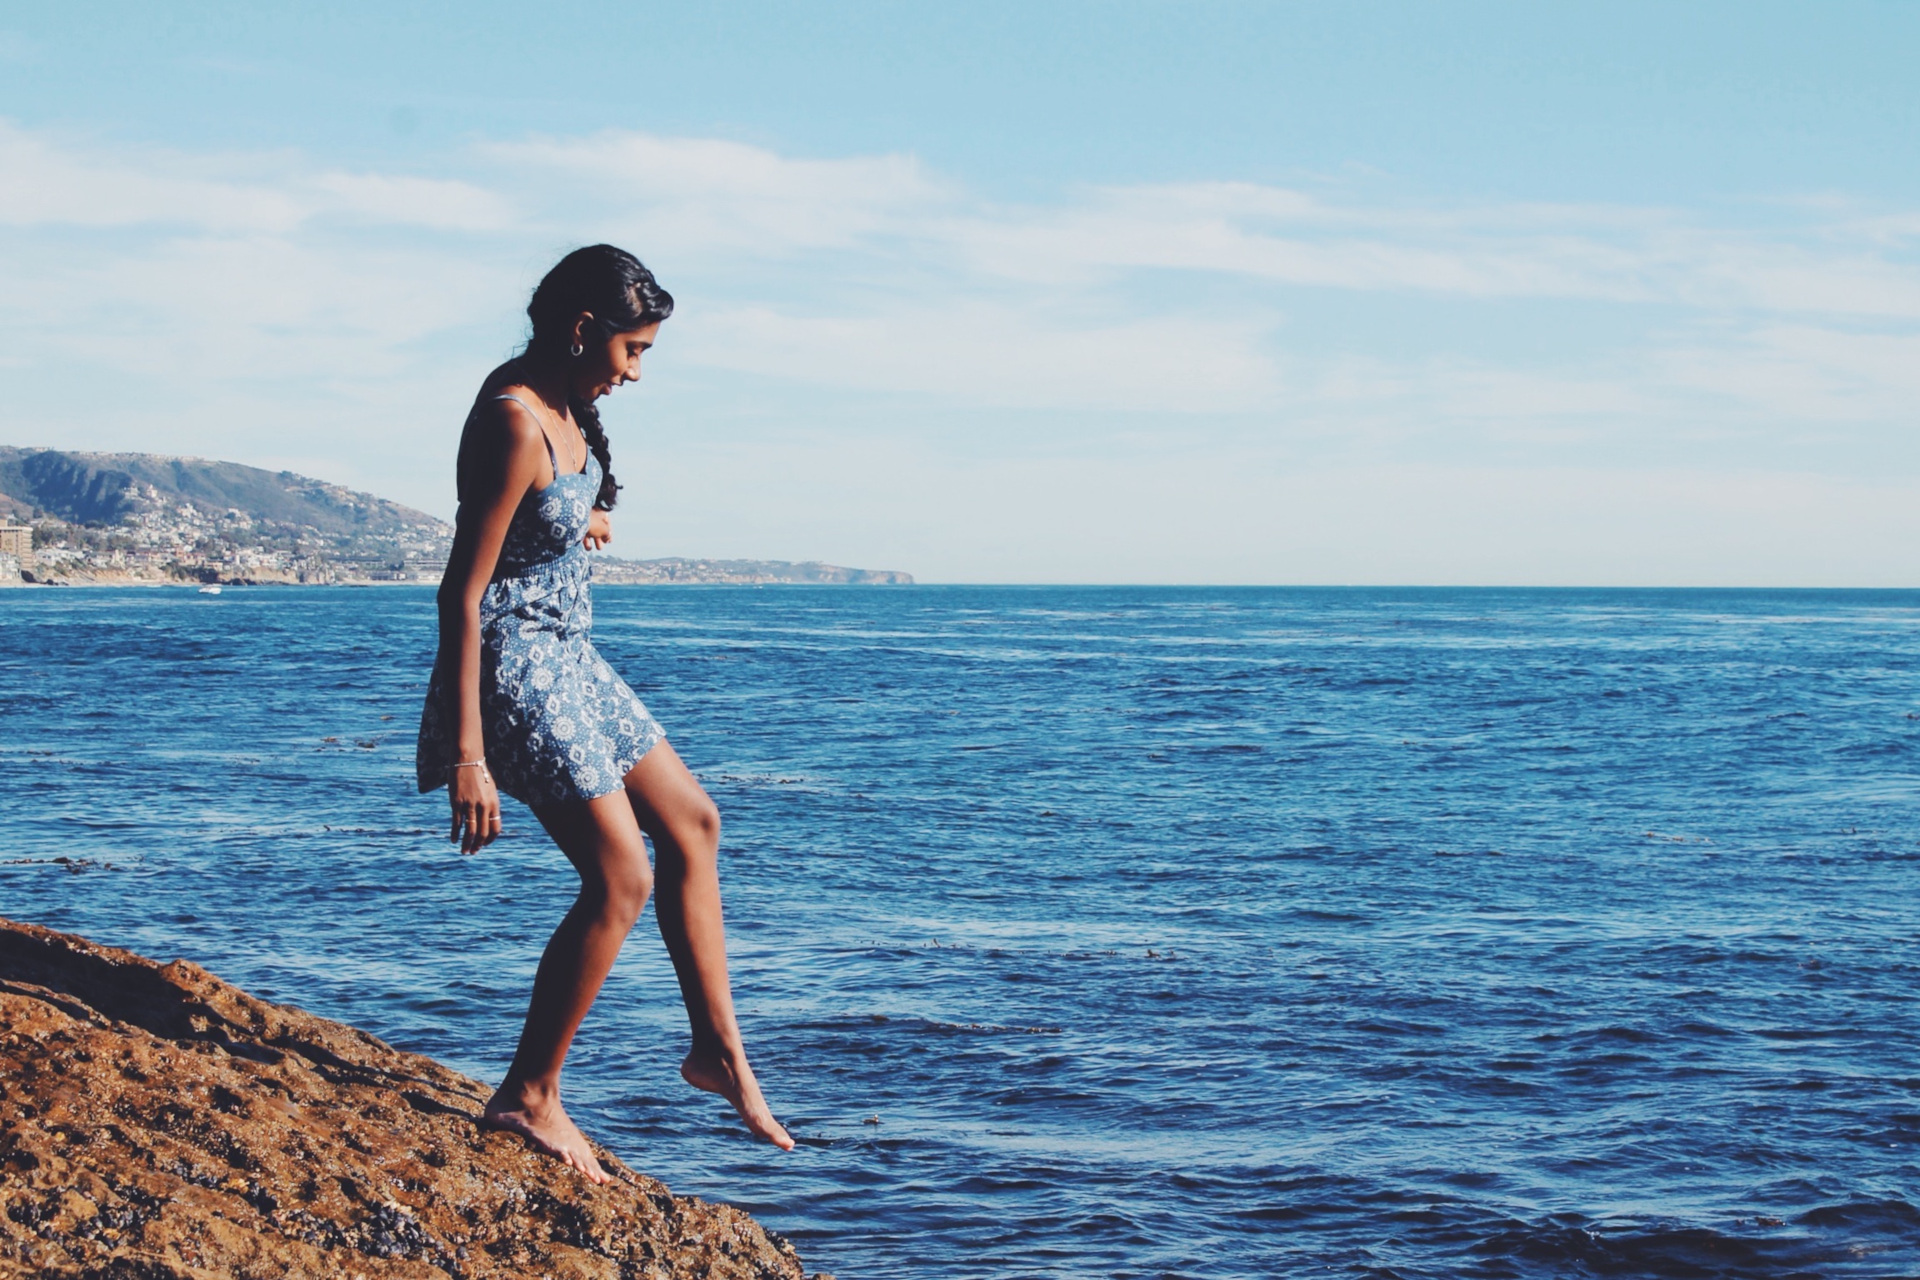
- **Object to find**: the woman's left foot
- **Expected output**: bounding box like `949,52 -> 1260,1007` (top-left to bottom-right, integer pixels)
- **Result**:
682,1047 -> 795,1150
480,1083 -> 611,1184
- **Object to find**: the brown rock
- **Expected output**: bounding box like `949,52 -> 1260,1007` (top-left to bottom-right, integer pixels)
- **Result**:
0,918 -> 822,1280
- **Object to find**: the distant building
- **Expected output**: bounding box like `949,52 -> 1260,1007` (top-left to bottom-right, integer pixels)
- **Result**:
0,524 -> 32,566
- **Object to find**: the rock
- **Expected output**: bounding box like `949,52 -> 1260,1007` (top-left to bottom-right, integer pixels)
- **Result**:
0,918 -> 820,1280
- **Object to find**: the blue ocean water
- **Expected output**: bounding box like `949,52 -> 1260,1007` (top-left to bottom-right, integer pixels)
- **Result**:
2,585 -> 1918,1279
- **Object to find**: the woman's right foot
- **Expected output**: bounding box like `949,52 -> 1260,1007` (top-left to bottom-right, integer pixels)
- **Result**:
481,1082 -> 610,1184
682,1047 -> 795,1150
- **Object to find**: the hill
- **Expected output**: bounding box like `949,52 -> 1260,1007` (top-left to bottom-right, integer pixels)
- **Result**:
0,446 -> 442,538
0,446 -> 451,582
0,447 -> 912,586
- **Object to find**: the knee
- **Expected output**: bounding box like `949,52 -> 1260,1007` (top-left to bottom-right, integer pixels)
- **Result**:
667,793 -> 720,849
592,857 -> 653,928
689,797 -> 721,848
664,798 -> 722,870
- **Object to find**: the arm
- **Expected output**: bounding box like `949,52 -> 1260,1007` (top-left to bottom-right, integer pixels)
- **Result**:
435,400 -> 550,852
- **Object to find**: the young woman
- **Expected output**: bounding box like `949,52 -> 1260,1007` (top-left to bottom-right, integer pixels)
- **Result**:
417,245 -> 792,1183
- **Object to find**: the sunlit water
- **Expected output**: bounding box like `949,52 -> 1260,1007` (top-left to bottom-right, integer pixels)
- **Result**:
3,585 -> 1918,1279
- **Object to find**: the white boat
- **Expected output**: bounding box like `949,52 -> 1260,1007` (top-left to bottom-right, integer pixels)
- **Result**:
198,584 -> 223,595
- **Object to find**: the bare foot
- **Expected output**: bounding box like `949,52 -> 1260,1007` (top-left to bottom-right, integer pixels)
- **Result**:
682,1047 -> 795,1150
481,1081 -> 610,1184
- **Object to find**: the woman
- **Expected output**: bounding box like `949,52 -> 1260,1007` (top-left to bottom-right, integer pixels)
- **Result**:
417,245 -> 792,1183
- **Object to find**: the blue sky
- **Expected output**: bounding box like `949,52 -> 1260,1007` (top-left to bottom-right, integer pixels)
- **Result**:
3,1 -> 1917,582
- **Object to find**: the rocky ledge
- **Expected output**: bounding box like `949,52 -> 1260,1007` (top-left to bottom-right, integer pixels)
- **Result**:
0,918 -> 822,1280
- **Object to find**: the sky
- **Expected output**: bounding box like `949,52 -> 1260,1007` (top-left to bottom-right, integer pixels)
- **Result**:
2,1 -> 1917,584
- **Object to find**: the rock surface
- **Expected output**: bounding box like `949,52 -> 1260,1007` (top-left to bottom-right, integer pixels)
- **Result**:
0,918 -> 821,1280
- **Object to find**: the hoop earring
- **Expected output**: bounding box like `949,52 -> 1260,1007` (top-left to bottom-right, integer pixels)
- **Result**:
569,342 -> 584,357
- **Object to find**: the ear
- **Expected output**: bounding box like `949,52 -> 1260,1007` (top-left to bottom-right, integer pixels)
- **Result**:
570,311 -> 596,349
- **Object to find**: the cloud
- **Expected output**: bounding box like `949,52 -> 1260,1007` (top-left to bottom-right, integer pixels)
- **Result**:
935,182 -> 1920,320
0,121 -> 308,231
0,117 -> 1915,582
938,183 -> 1666,300
479,132 -> 1920,318
0,121 -> 515,233
673,301 -> 1281,413
1660,324 -> 1920,422
484,131 -> 951,257
305,172 -> 517,232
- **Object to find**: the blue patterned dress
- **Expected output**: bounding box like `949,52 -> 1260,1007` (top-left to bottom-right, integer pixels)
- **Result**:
416,397 -> 665,807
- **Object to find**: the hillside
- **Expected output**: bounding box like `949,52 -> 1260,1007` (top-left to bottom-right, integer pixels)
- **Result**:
0,447 -> 443,538
0,447 -> 451,583
0,447 -> 912,586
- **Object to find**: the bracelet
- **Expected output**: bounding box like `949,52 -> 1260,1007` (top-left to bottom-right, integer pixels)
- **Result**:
448,760 -> 492,778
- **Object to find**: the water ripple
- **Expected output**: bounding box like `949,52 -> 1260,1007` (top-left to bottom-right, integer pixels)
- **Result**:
2,585 -> 1917,1277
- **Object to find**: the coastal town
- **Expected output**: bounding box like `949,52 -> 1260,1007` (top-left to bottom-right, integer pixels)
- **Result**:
0,448 -> 911,587
0,485 -> 451,586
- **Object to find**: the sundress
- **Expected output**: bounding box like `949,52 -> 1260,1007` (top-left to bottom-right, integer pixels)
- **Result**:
416,395 -> 664,807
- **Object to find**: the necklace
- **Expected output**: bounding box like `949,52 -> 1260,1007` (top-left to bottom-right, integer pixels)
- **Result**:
518,388 -> 585,475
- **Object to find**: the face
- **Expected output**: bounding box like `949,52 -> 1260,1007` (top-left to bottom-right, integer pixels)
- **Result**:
571,317 -> 662,401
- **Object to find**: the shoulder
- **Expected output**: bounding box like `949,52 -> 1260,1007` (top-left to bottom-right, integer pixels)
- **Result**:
465,388 -> 547,461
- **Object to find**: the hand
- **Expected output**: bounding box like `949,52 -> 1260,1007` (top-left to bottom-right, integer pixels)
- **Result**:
583,508 -> 612,551
449,762 -> 501,854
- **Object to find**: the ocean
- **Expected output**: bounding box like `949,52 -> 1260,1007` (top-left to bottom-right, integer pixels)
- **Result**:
2,584 -> 1916,1278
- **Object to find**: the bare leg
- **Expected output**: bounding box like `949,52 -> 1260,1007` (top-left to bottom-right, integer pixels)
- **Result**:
624,742 -> 794,1150
480,792 -> 653,1183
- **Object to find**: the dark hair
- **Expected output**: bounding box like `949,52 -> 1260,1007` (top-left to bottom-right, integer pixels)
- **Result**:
526,245 -> 674,510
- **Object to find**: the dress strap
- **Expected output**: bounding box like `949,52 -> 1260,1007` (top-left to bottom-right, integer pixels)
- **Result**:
493,393 -> 560,478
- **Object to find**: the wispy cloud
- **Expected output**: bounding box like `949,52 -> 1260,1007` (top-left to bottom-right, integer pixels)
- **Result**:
0,118 -> 1914,579
677,302 -> 1282,413
7,119 -> 1919,349
0,121 -> 514,232
484,132 -> 951,255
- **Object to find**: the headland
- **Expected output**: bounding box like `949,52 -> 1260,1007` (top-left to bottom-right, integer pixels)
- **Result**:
0,447 -> 910,587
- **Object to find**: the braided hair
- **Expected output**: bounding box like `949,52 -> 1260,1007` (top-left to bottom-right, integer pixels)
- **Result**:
525,245 -> 675,510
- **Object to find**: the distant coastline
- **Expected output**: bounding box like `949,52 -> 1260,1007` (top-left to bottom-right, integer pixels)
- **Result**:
0,563 -> 913,588
0,446 -> 910,587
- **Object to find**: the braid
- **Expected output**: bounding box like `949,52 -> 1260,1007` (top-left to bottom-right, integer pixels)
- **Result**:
524,244 -> 675,516
571,395 -> 620,510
